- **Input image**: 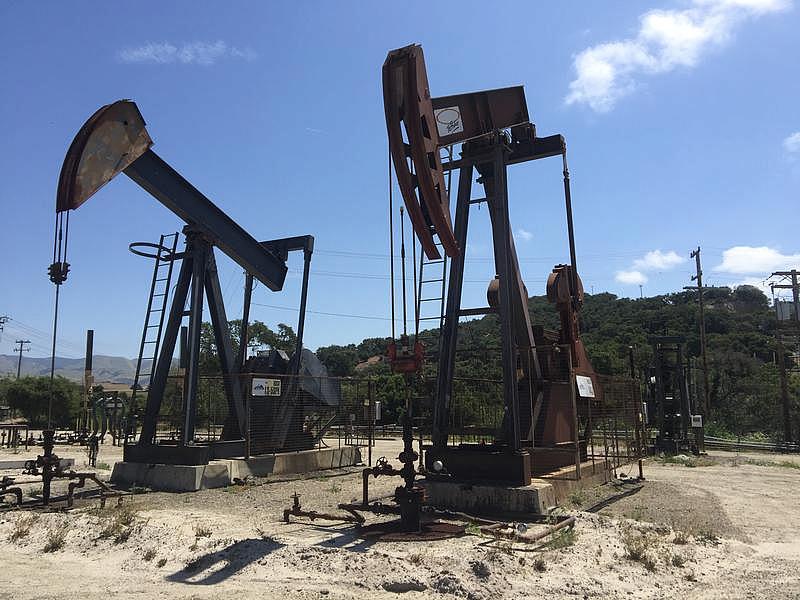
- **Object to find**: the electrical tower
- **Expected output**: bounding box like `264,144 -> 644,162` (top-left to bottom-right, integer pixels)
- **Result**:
769,269 -> 799,444
14,339 -> 31,379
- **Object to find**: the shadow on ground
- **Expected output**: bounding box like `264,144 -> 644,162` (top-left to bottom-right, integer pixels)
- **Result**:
166,537 -> 285,585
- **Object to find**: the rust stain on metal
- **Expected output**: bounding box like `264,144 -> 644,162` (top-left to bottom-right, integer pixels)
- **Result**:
57,100 -> 152,212
383,45 -> 458,260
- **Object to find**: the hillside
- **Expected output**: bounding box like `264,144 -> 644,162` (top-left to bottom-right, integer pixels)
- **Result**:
316,285 -> 797,439
0,354 -> 139,384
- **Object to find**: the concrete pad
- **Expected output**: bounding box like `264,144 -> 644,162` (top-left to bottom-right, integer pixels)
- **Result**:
0,458 -> 75,470
111,462 -> 215,492
422,478 -> 557,515
421,460 -> 617,515
111,446 -> 363,492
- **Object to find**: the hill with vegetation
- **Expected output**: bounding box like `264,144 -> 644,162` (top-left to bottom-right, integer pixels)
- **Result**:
315,285 -> 798,440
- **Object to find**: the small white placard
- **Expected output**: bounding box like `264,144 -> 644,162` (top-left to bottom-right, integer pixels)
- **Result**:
434,106 -> 464,137
252,377 -> 281,397
691,414 -> 703,428
576,375 -> 595,398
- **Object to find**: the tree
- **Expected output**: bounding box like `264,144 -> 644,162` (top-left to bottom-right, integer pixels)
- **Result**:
0,376 -> 81,428
198,320 -> 298,374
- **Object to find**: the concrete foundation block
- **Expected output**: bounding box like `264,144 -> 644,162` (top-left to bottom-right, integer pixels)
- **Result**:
421,479 -> 557,516
111,446 -> 362,492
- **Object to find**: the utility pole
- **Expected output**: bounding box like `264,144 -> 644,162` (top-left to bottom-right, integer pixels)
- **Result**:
770,269 -> 799,444
689,247 -> 711,417
0,315 -> 9,337
14,339 -> 31,379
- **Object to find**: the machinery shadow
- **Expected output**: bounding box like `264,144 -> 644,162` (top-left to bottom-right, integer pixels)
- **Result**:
309,524 -> 379,553
166,537 -> 285,585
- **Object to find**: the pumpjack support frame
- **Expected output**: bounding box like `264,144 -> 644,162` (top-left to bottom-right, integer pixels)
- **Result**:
384,45 -> 602,486
56,100 -> 313,465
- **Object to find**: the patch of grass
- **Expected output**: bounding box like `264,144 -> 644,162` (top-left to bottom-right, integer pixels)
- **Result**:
673,530 -> 690,545
672,553 -> 687,567
470,559 -> 491,578
98,504 -> 139,544
156,558 -> 167,568
534,557 -> 547,572
696,530 -> 720,545
142,548 -> 157,562
464,522 -> 481,536
620,525 -> 659,571
327,483 -> 342,493
194,524 -> 212,539
408,552 -> 423,565
95,462 -> 111,470
548,526 -> 578,550
9,514 -> 39,542
568,489 -> 586,507
744,458 -> 800,470
43,523 -> 69,553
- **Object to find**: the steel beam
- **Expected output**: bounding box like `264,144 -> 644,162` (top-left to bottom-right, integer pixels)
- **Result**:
433,164 -> 474,448
124,149 -> 287,291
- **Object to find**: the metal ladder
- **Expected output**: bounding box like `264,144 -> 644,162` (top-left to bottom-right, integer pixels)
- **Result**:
129,233 -> 180,433
416,240 -> 448,348
414,145 -> 455,353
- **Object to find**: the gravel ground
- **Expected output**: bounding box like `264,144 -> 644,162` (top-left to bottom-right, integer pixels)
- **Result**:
1,444 -> 799,599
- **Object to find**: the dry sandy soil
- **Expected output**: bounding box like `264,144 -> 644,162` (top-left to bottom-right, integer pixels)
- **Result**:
1,442 -> 799,600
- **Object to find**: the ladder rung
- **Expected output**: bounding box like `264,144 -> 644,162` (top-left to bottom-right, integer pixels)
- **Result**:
421,278 -> 444,284
424,260 -> 444,266
419,298 -> 442,302
153,293 -> 166,297
418,316 -> 442,321
155,277 -> 170,282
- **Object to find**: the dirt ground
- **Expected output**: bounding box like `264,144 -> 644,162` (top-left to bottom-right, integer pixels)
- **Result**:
1,442 -> 799,600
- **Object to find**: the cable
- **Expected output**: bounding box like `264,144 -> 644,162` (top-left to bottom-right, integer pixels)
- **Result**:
251,302 -> 391,322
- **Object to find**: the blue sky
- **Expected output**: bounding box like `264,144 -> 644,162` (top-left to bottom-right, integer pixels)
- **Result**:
1,0 -> 798,360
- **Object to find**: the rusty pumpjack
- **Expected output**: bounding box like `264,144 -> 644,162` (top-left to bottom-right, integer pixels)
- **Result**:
383,44 -> 601,487
52,100 -> 316,466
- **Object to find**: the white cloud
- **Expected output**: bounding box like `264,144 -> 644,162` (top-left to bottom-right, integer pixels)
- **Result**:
118,41 -> 256,65
783,131 -> 800,154
616,270 -> 648,285
633,249 -> 686,271
615,249 -> 683,286
714,246 -> 800,274
516,228 -> 533,242
565,0 -> 789,112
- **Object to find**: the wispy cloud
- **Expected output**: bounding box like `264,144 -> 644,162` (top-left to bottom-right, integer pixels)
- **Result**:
616,248 -> 685,286
565,0 -> 790,112
117,41 -> 257,66
616,270 -> 648,285
516,228 -> 534,242
783,131 -> 800,155
713,245 -> 800,274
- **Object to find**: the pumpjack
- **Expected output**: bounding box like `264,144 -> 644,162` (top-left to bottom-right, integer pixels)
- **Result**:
54,100 -> 326,465
383,45 -> 601,486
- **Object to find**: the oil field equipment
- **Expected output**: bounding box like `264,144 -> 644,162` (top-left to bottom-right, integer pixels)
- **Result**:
53,100 -> 322,466
383,44 -> 602,486
647,335 -> 701,454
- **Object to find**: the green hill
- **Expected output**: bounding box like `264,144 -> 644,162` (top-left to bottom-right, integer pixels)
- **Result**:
317,285 -> 798,440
